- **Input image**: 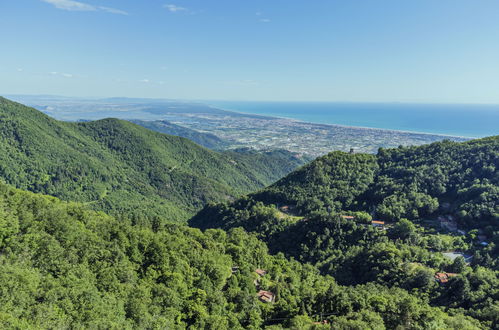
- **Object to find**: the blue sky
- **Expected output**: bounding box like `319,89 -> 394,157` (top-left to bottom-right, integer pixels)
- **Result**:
1,0 -> 499,102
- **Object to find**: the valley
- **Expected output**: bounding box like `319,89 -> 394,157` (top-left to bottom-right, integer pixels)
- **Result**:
0,96 -> 496,329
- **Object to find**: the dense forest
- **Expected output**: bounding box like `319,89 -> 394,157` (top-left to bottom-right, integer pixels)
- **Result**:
260,137 -> 498,227
194,137 -> 498,230
0,182 -> 489,328
0,97 -> 305,222
191,137 -> 499,328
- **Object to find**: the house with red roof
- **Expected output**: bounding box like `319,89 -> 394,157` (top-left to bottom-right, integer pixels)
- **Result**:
257,290 -> 275,303
434,272 -> 457,284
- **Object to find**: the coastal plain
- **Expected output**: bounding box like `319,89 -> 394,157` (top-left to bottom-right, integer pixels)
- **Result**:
11,95 -> 469,156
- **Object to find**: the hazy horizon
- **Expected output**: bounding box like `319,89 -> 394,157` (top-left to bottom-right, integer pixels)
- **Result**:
4,94 -> 499,106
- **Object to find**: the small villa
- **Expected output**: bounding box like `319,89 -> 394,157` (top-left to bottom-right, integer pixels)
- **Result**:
434,272 -> 457,284
341,215 -> 355,220
257,290 -> 275,303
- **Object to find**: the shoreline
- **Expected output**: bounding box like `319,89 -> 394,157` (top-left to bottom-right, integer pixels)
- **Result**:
206,104 -> 475,140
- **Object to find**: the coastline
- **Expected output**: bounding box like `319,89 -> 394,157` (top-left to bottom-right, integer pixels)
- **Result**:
206,104 -> 475,140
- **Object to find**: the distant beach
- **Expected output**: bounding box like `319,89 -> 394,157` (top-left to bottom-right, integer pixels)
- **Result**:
207,101 -> 499,138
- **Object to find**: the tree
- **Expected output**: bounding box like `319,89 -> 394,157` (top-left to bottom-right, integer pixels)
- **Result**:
450,256 -> 467,273
389,219 -> 417,241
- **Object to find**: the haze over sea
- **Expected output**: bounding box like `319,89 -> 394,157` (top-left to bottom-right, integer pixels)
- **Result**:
208,101 -> 499,138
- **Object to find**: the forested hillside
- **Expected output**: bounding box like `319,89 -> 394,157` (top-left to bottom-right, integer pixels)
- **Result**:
0,97 -> 305,222
195,137 -> 498,230
0,182 -> 486,328
130,119 -> 229,149
191,137 -> 499,327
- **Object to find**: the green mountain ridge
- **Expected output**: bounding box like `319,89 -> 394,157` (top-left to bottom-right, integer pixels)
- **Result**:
0,97 -> 305,222
193,136 -> 499,231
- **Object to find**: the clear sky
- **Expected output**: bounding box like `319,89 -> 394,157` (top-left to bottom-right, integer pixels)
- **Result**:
1,0 -> 499,102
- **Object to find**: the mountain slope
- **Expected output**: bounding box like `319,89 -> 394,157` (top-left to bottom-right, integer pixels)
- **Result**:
0,97 -> 305,222
190,137 -> 499,327
130,119 -> 229,149
194,137 -> 498,230
0,182 -> 484,328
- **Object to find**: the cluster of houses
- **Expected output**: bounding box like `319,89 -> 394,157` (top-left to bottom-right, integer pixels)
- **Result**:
231,267 -> 276,303
279,210 -> 490,247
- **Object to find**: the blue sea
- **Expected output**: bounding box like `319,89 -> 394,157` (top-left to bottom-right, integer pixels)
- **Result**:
207,101 -> 499,138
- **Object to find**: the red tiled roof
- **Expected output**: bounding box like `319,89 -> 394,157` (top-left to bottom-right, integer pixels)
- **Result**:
372,220 -> 385,225
341,215 -> 355,220
435,272 -> 449,283
435,272 -> 457,283
257,290 -> 275,303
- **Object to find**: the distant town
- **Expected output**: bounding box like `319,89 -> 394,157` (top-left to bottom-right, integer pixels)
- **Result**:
160,111 -> 469,156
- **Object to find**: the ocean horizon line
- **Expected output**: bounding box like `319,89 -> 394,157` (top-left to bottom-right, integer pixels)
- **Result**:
206,103 -> 485,140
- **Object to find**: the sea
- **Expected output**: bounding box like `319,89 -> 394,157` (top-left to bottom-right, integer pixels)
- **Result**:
207,101 -> 499,138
